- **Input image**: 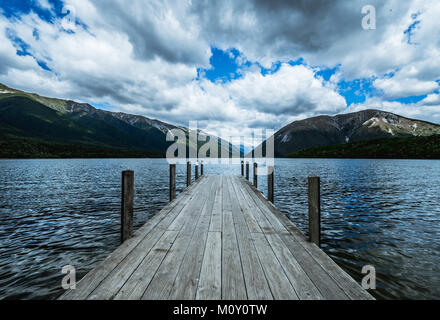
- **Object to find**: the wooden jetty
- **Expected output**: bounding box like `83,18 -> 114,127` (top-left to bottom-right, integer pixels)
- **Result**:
59,168 -> 373,300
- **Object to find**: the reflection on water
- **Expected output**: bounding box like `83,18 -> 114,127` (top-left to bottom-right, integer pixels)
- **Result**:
0,158 -> 439,299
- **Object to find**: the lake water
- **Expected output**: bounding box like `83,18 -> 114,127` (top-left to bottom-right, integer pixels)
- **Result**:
0,158 -> 439,300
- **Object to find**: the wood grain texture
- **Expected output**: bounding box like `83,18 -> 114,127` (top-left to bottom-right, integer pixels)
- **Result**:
59,174 -> 373,301
221,176 -> 247,300
170,164 -> 176,202
196,231 -> 222,300
121,170 -> 134,243
308,175 -> 321,247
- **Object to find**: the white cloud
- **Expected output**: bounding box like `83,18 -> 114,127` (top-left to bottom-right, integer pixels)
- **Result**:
36,0 -> 53,11
0,3 -> 348,142
421,93 -> 440,106
373,76 -> 439,99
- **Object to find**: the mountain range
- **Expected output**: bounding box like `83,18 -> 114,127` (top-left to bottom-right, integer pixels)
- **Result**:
264,109 -> 440,157
0,83 -> 234,158
1,83 -> 440,159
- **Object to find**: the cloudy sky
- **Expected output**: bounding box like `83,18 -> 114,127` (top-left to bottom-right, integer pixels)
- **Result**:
0,0 -> 439,141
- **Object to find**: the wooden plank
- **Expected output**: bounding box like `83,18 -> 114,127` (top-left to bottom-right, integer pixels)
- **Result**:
250,232 -> 299,300
239,178 -> 287,234
88,179 -> 210,300
59,177 -> 206,300
232,177 -> 261,234
62,174 -> 372,301
167,177 -> 209,231
88,223 -> 171,299
278,232 -> 348,299
227,176 -> 273,300
221,177 -> 247,300
114,230 -> 179,300
168,177 -> 218,299
209,176 -> 222,232
196,231 -> 222,300
244,179 -> 372,300
239,178 -> 348,300
234,176 -> 317,299
237,178 -> 275,234
141,176 -> 213,300
282,224 -> 374,300
264,233 -> 323,300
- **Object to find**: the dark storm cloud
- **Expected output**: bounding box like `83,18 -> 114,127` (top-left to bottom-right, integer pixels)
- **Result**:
189,0 -> 412,68
190,0 -> 358,51
91,0 -> 209,66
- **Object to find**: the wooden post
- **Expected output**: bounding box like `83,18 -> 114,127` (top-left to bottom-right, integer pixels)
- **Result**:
246,162 -> 249,180
201,160 -> 204,176
121,170 -> 134,243
253,163 -> 258,188
170,164 -> 176,202
308,175 -> 321,247
195,162 -> 199,180
241,161 -> 244,176
186,161 -> 191,187
268,166 -> 274,203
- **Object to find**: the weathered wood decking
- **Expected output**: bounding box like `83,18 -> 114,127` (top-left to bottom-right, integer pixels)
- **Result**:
59,175 -> 373,300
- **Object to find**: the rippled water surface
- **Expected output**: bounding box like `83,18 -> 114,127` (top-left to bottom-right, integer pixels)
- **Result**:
0,158 -> 439,300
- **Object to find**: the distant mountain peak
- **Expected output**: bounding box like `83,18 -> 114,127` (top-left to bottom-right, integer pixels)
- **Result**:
262,109 -> 440,157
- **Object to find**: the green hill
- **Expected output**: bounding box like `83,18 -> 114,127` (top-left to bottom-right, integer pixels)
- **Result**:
0,96 -> 170,158
252,109 -> 440,157
0,84 -> 239,159
287,134 -> 440,159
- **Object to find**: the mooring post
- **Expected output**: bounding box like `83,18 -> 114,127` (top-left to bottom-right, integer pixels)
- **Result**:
201,160 -> 204,176
246,162 -> 249,180
308,175 -> 321,247
195,161 -> 199,180
241,160 -> 244,176
186,161 -> 191,187
170,164 -> 176,202
253,163 -> 258,188
268,166 -> 274,203
121,170 -> 134,243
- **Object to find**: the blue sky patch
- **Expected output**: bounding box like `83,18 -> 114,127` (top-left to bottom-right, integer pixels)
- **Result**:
337,78 -> 377,106
199,48 -> 307,82
91,102 -> 112,111
0,0 -> 65,22
316,65 -> 339,81
404,12 -> 421,44
198,47 -> 251,83
0,0 -> 87,33
390,94 -> 427,104
199,47 -> 382,107
6,28 -> 52,71
6,28 -> 32,56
